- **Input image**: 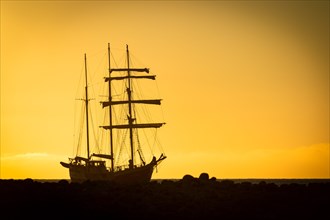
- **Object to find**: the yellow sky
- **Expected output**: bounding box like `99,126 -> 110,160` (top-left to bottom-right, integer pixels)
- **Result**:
1,1 -> 329,179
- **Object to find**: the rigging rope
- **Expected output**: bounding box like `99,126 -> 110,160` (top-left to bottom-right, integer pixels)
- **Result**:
89,104 -> 101,154
134,115 -> 145,164
115,129 -> 129,167
76,102 -> 85,157
155,79 -> 166,123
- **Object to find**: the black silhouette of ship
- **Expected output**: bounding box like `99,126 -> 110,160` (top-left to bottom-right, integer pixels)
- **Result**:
61,44 -> 166,183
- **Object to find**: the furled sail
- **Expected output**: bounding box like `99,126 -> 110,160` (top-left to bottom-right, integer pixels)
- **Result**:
92,153 -> 113,160
101,99 -> 161,108
110,68 -> 149,73
101,123 -> 165,130
104,75 -> 156,82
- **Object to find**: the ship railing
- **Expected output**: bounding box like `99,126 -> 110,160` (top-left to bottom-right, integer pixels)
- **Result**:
113,163 -> 146,172
114,165 -> 129,171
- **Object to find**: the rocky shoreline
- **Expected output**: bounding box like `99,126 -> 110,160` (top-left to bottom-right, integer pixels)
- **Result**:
1,173 -> 329,219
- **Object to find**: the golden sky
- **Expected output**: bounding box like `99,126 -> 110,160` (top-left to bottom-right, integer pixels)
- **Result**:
1,1 -> 329,179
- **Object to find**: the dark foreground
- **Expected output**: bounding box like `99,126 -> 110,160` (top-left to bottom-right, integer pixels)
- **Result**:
1,174 -> 329,219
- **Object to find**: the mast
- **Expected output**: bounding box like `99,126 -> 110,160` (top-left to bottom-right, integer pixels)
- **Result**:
108,43 -> 114,171
84,54 -> 90,159
100,44 -> 165,167
126,45 -> 135,168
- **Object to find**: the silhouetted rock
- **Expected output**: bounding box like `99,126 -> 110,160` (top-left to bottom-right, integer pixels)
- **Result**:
181,174 -> 195,183
210,176 -> 217,181
199,172 -> 209,181
23,178 -> 34,183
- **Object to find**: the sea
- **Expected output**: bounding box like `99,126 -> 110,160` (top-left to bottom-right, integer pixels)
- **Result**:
29,178 -> 330,186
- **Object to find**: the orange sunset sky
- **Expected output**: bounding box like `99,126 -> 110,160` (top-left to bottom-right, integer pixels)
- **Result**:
1,1 -> 329,179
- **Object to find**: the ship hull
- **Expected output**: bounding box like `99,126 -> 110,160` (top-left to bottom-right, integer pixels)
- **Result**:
64,162 -> 155,184
61,155 -> 166,184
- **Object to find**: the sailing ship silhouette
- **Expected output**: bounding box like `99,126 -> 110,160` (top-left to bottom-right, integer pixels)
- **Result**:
61,44 -> 166,183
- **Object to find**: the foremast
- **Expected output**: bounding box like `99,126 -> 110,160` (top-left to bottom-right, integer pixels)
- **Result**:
108,43 -> 114,171
101,44 -> 164,169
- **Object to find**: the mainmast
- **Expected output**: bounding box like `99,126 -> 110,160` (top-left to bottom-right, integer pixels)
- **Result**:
100,44 -> 165,168
126,45 -> 135,168
84,54 -> 90,159
108,43 -> 114,171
